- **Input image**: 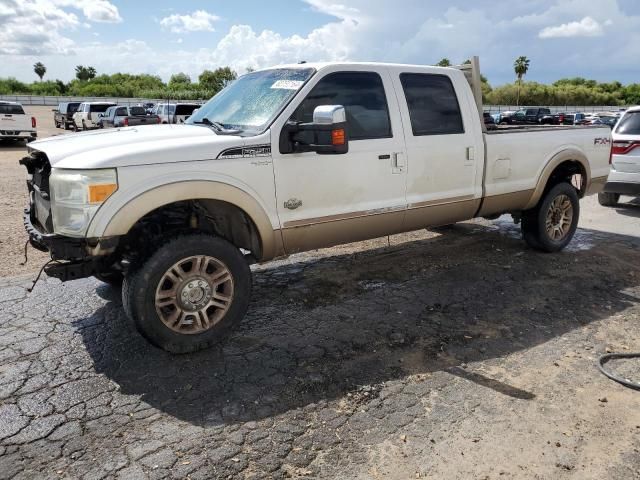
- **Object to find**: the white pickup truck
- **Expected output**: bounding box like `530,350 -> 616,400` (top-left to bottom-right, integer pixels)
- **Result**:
22,58 -> 611,353
1,101 -> 37,142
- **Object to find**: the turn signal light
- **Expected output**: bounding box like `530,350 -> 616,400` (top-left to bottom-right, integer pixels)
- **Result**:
88,183 -> 117,204
331,128 -> 345,146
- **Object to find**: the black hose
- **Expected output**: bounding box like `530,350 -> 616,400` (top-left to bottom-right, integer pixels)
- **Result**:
598,353 -> 640,390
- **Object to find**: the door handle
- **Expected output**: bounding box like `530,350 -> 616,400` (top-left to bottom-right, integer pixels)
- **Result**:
378,154 -> 391,160
393,152 -> 405,168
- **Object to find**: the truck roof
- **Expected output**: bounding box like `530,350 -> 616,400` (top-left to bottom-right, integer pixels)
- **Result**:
261,61 -> 459,72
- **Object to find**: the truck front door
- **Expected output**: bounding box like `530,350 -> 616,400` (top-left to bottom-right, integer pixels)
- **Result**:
390,70 -> 483,231
271,67 -> 408,253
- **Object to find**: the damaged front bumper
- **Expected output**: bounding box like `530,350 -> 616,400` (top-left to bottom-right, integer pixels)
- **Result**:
24,207 -> 119,281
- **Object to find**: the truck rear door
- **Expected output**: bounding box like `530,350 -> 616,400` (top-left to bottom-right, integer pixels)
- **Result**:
271,66 -> 408,253
389,68 -> 484,230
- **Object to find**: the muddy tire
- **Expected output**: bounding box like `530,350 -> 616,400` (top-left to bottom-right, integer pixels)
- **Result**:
598,192 -> 620,207
521,182 -> 579,253
122,234 -> 251,353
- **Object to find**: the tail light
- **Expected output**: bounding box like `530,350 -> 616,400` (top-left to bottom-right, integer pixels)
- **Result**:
559,114 -> 564,123
31,117 -> 36,128
124,117 -> 129,126
157,117 -> 161,124
612,140 -> 640,155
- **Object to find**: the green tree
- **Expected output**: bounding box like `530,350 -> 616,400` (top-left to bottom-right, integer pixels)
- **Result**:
513,56 -> 530,106
198,67 -> 237,93
75,65 -> 97,81
168,72 -> 191,89
33,62 -> 46,81
436,58 -> 451,67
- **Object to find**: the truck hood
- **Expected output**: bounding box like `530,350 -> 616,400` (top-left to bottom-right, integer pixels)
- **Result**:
29,124 -> 249,169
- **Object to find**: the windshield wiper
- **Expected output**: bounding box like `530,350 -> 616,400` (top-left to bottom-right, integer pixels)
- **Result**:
195,117 -> 241,134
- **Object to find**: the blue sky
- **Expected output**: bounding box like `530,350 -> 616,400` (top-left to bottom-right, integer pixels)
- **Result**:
1,0 -> 639,86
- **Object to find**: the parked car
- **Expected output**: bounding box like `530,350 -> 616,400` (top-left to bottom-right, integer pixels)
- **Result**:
0,101 -> 36,143
98,105 -> 160,128
72,102 -> 117,130
22,59 -> 611,352
598,106 -> 640,206
540,112 -> 568,125
53,102 -> 81,130
591,114 -> 619,129
142,102 -> 156,114
155,103 -> 200,124
497,110 -> 516,125
483,111 -> 497,130
509,108 -> 552,125
572,113 -> 589,125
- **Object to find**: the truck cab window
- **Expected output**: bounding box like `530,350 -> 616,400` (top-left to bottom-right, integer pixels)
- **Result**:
400,73 -> 464,136
291,71 -> 392,140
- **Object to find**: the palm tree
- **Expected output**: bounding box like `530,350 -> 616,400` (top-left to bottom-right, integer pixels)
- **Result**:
436,58 -> 451,67
514,56 -> 530,106
33,62 -> 46,82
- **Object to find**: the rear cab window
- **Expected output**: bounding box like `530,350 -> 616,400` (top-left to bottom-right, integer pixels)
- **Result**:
0,104 -> 25,115
90,104 -> 113,113
291,71 -> 392,140
616,112 -> 640,135
175,105 -> 198,116
399,73 -> 464,136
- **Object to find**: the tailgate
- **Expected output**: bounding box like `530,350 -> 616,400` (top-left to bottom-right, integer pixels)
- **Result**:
127,116 -> 158,126
0,113 -> 31,131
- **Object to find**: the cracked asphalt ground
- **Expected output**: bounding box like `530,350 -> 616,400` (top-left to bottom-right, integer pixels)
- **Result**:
2,196 -> 640,479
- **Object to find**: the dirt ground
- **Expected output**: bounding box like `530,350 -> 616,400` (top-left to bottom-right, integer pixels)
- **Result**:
1,105 -> 640,479
0,106 -> 59,277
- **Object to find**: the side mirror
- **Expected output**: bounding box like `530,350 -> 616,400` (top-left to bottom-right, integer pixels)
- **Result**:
280,105 -> 349,155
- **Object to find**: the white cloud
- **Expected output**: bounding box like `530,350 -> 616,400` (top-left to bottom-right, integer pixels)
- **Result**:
160,10 -> 220,33
0,0 -> 121,56
1,0 -> 640,86
539,16 -> 603,38
76,0 -> 122,23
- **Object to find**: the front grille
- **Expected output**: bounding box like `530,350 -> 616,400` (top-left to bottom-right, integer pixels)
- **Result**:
20,151 -> 53,232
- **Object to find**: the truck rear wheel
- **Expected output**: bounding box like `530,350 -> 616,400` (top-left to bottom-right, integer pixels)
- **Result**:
598,192 -> 620,207
521,182 -> 579,253
122,234 -> 251,353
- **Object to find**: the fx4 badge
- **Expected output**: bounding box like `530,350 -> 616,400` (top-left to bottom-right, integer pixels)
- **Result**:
594,137 -> 611,146
284,198 -> 302,210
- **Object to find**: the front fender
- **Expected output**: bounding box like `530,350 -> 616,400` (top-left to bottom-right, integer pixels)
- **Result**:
88,178 -> 282,261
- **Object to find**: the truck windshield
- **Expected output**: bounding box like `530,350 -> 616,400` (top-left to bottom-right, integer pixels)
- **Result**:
187,68 -> 315,133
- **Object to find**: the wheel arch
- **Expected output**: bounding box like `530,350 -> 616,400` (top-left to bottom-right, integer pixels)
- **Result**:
100,181 -> 283,261
524,148 -> 591,210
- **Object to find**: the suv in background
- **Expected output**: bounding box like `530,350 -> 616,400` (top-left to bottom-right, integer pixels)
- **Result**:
53,102 -> 80,130
155,103 -> 200,124
72,102 -> 117,130
599,106 -> 640,206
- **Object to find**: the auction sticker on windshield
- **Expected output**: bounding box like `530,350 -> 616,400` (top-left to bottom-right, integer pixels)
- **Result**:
271,80 -> 304,90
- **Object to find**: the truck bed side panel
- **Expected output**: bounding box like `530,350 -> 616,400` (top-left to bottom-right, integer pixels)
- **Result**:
482,126 -> 611,214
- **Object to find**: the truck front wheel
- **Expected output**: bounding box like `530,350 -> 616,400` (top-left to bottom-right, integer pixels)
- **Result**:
122,234 -> 251,353
521,182 -> 579,253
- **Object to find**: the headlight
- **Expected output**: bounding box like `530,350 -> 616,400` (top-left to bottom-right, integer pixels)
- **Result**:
50,168 -> 118,237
